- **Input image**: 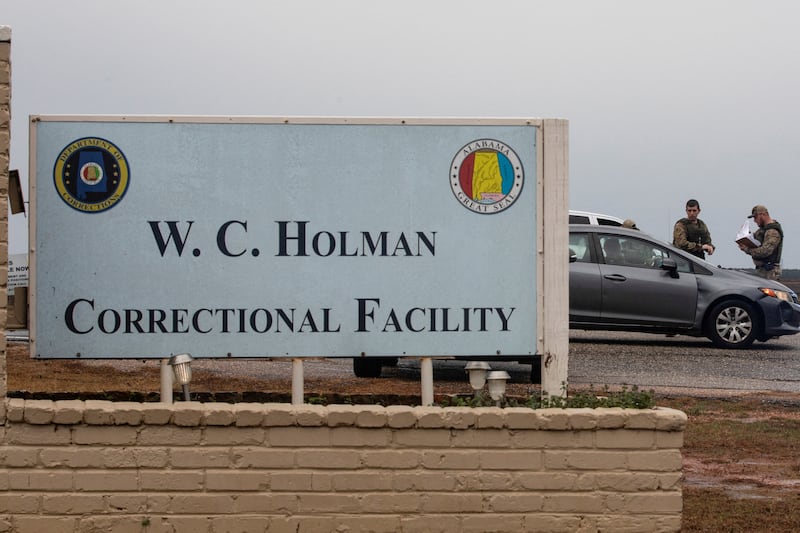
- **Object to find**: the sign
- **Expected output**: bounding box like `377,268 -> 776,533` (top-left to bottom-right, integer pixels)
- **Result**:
30,117 -> 550,359
8,253 -> 28,295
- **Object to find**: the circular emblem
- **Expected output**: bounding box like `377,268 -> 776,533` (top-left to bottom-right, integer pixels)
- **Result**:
450,139 -> 524,214
53,137 -> 130,213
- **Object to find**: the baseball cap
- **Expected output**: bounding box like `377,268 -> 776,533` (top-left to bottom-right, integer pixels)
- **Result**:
747,205 -> 768,218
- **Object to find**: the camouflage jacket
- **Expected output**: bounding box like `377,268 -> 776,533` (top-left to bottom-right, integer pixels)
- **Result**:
673,218 -> 713,258
748,221 -> 783,266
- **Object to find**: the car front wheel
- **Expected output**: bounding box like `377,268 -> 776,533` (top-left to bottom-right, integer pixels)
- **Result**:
707,300 -> 759,349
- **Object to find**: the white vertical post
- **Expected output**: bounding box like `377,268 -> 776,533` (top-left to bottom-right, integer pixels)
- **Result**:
160,359 -> 173,403
292,358 -> 304,405
420,357 -> 434,406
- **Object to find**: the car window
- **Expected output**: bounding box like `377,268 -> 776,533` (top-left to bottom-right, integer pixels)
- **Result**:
569,232 -> 592,263
597,218 -> 622,227
569,214 -> 590,224
597,235 -> 693,272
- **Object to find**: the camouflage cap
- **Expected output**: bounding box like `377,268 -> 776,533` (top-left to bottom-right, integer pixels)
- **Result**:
748,205 -> 769,218
622,219 -> 638,229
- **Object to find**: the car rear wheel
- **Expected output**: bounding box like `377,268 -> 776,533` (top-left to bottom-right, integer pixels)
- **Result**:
707,300 -> 759,349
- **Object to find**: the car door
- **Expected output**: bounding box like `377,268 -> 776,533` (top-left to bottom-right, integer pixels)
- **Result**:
597,234 -> 698,326
569,231 -> 602,322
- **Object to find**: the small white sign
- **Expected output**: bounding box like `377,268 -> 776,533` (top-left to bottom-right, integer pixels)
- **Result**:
8,253 -> 28,295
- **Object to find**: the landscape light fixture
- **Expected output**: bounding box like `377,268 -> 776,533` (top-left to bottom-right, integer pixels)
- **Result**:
168,353 -> 193,401
486,370 -> 511,407
464,361 -> 491,398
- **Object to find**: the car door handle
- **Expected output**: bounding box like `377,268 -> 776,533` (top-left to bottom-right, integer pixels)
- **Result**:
603,274 -> 627,282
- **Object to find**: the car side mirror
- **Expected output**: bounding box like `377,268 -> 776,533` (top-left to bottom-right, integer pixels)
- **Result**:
660,257 -> 679,278
569,248 -> 577,263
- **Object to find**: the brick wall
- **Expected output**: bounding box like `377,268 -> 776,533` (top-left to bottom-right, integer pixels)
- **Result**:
0,399 -> 686,532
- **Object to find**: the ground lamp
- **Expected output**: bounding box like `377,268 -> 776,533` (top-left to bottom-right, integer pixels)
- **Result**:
486,370 -> 511,407
168,353 -> 193,401
464,361 -> 491,398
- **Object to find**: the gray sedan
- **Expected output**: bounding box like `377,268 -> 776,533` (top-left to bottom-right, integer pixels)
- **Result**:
569,225 -> 800,349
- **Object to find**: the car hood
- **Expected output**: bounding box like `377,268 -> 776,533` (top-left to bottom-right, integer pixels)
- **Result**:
709,266 -> 795,293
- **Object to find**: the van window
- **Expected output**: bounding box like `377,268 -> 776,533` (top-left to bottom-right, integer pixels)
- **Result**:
569,214 -> 590,224
597,218 -> 622,227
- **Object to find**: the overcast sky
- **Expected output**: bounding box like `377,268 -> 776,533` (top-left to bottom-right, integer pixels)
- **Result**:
5,0 -> 799,268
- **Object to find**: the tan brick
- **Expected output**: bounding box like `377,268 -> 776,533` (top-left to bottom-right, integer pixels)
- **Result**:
0,493 -> 40,513
140,470 -> 203,491
102,447 -> 169,468
40,448 -> 103,468
542,492 -> 606,513
169,447 -> 231,468
330,426 -> 390,446
137,426 -> 202,446
232,403 -> 265,426
22,400 -> 54,424
400,515 -> 461,533
480,449 -> 542,470
74,470 -> 138,491
6,424 -> 71,445
293,404 -> 326,426
268,426 -> 330,447
517,471 -> 579,490
168,494 -> 237,514
510,429 -> 594,449
394,428 -> 451,447
144,515 -> 211,532
210,516 -> 271,533
52,400 -> 85,425
262,404 -> 296,426
205,470 -> 269,491
72,425 -> 137,445
330,515 -> 403,532
522,514 -> 583,532
385,405 -> 417,428
204,426 -> 265,445
656,430 -> 685,449
233,447 -> 295,468
362,450 -> 420,469
505,407 -> 543,429
596,428 -> 656,449
109,402 -> 145,425
106,494 -> 148,513
416,407 -> 447,428
393,472 -> 457,491
202,404 -> 236,426
627,450 -> 683,471
297,493 -> 361,513
42,493 -> 105,514
295,449 -> 361,469
626,410 -> 659,429
270,472 -> 313,491
8,470 -> 73,491
421,450 -> 480,470
325,404 -> 360,426
461,514 -> 525,533
83,400 -> 116,424
421,493 -> 484,513
171,402 -> 204,426
0,446 -> 38,467
330,472 -> 392,491
606,491 -> 683,513
233,493 -> 297,513
451,428 -> 511,447
140,404 -> 173,425
653,407 -> 688,430
544,450 -> 628,470
355,406 -> 389,427
13,517 -> 77,533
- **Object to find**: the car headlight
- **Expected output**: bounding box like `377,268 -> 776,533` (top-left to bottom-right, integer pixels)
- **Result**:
759,287 -> 793,302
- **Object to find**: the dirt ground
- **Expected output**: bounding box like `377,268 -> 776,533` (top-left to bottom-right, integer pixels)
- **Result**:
5,340 -> 800,521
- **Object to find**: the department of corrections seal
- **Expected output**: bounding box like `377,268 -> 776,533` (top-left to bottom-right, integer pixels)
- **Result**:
450,139 -> 524,214
53,137 -> 130,213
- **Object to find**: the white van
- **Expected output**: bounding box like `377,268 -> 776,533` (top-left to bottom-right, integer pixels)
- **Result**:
569,210 -> 625,226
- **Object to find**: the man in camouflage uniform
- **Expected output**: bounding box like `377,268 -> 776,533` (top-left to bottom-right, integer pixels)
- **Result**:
739,204 -> 783,280
673,199 -> 716,259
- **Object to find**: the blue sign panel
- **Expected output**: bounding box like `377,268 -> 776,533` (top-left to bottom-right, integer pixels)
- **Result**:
31,118 -> 538,358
